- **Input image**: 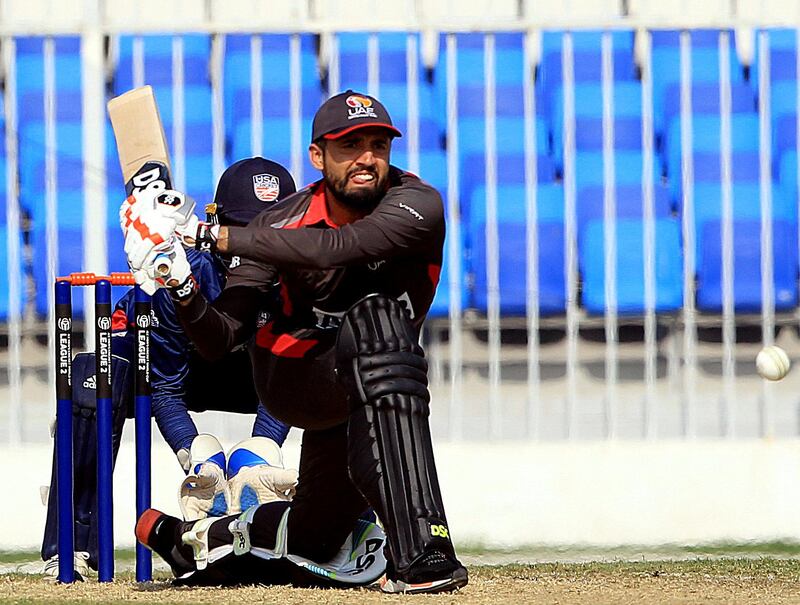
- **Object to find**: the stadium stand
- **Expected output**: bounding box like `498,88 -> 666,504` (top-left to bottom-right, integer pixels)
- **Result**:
579,217 -> 684,315
696,219 -> 799,312
224,33 -> 320,185
470,183 -> 566,315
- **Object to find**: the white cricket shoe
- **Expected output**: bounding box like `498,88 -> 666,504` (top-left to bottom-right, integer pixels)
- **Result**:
42,551 -> 91,581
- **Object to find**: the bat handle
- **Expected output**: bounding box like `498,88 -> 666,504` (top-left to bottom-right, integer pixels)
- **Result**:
154,253 -> 172,277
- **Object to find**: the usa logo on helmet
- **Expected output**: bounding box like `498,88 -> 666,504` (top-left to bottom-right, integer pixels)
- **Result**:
253,173 -> 280,202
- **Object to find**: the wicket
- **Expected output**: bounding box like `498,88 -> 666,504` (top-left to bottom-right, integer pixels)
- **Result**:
54,272 -> 152,583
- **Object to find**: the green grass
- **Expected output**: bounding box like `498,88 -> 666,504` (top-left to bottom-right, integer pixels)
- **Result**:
3,559 -> 800,604
0,549 -> 138,565
6,541 -> 800,567
455,540 -> 800,558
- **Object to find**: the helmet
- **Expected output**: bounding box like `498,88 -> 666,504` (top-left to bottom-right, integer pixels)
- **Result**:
207,157 -> 297,226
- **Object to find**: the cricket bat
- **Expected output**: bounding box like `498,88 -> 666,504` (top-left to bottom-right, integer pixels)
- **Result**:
108,85 -> 174,276
107,85 -> 173,196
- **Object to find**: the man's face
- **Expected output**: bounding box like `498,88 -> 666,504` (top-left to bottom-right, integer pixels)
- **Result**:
309,127 -> 393,208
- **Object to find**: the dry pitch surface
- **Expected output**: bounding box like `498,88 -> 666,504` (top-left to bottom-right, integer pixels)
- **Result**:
3,560 -> 800,604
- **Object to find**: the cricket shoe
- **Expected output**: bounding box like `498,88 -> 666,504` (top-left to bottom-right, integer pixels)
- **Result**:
41,551 -> 90,582
380,550 -> 468,594
135,509 -> 199,578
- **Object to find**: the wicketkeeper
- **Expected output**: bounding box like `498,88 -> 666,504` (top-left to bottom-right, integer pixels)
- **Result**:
123,91 -> 468,593
41,157 -> 300,579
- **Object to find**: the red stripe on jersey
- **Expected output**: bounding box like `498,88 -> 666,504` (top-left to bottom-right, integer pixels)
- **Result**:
428,263 -> 441,291
255,324 -> 318,358
284,183 -> 338,229
279,281 -> 293,316
111,308 -> 128,331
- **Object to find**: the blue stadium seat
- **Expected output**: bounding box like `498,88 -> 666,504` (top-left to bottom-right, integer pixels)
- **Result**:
16,37 -> 82,94
579,218 -> 684,315
224,34 -> 321,183
469,183 -> 566,315
15,38 -> 82,217
770,81 -> 800,124
471,221 -> 566,316
428,237 -> 468,318
661,82 -> 756,130
696,219 -> 799,312
19,122 -> 83,202
650,30 -> 745,136
554,116 -> 644,169
337,32 -> 415,90
0,228 -> 21,322
461,152 -> 556,207
224,34 -> 320,115
389,149 -> 447,192
458,116 -> 549,156
572,151 -> 660,189
322,32 -> 441,162
773,114 -> 800,161
112,36 -> 217,203
537,30 -> 636,117
749,30 -> 800,141
541,30 -> 635,55
778,150 -> 799,201
669,151 -> 762,202
15,37 -> 92,317
549,81 -> 642,147
751,43 -> 800,85
470,183 -> 565,225
230,118 -> 316,184
576,184 -> 673,235
440,32 -> 527,87
114,34 -> 211,90
664,114 -> 760,181
691,182 -> 795,227
650,29 -> 723,48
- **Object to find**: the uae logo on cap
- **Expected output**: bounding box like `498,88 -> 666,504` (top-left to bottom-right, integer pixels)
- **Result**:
346,94 -> 377,120
253,173 -> 280,202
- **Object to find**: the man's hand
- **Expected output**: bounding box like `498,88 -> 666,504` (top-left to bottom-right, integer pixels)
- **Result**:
179,434 -> 230,521
226,437 -> 298,514
179,462 -> 231,521
120,188 -> 199,269
227,463 -> 298,514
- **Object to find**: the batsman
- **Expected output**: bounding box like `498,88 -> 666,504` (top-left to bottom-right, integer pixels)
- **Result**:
123,90 -> 468,593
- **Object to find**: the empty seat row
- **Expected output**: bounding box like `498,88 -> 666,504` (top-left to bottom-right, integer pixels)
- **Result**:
429,182 -> 799,318
6,29 -> 800,323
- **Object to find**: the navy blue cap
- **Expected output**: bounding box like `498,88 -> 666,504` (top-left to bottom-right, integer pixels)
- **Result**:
311,90 -> 402,143
212,157 -> 297,226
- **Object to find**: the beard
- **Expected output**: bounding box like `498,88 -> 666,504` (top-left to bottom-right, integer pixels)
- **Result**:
324,165 -> 389,209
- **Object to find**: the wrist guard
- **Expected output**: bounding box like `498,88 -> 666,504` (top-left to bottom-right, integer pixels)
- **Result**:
168,274 -> 198,302
195,223 -> 220,254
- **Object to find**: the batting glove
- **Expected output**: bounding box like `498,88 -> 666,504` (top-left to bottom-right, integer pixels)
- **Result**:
130,266 -> 160,296
150,241 -> 198,302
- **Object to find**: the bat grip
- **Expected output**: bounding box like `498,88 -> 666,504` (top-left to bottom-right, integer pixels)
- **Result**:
154,253 -> 172,277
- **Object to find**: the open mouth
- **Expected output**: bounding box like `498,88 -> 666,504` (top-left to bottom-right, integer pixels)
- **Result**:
350,171 -> 376,185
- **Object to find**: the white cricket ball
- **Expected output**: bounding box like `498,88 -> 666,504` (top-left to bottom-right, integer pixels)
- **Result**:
756,345 -> 791,381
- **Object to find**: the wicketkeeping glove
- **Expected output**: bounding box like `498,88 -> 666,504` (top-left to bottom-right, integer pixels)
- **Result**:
179,462 -> 231,521
226,437 -> 298,514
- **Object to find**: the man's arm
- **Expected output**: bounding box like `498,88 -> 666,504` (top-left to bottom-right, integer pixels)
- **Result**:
217,179 -> 444,269
147,290 -> 199,455
174,259 -> 276,360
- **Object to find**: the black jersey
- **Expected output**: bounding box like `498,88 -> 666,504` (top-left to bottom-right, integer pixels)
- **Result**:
177,167 -> 444,360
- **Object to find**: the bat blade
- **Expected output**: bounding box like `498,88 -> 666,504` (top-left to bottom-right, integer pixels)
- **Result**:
107,85 -> 173,196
